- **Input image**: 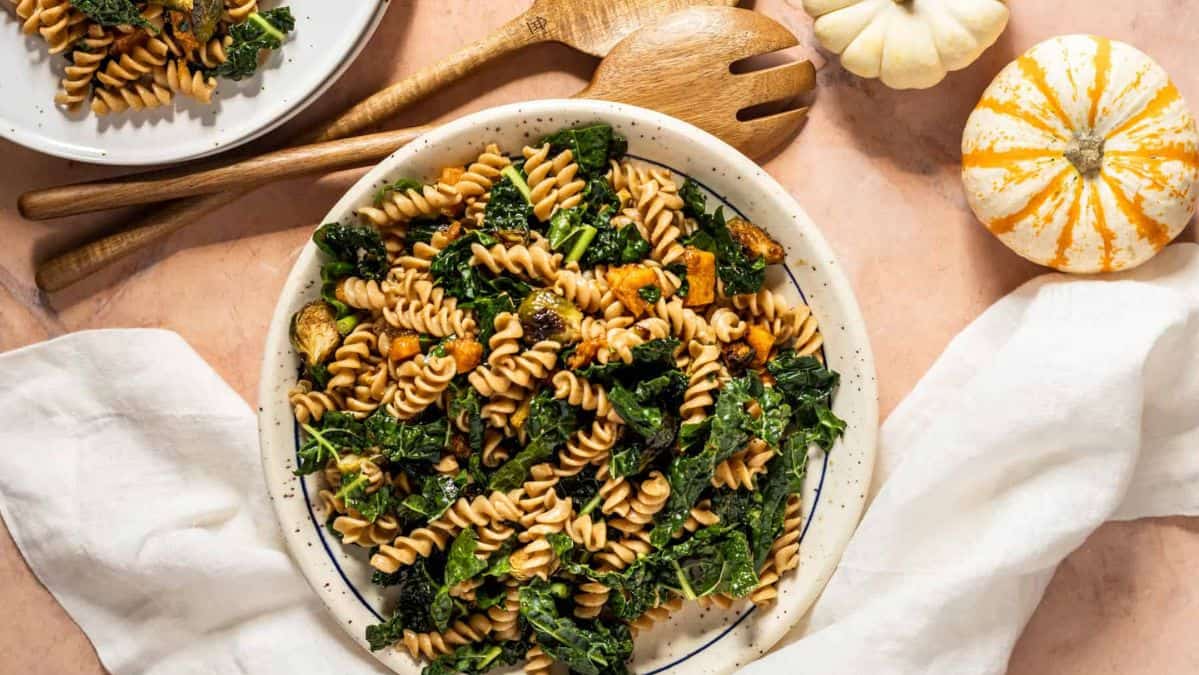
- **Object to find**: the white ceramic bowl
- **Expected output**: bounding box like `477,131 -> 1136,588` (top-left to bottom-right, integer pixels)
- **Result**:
258,99 -> 878,674
0,0 -> 387,165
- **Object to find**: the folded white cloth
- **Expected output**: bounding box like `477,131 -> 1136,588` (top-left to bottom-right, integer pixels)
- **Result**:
0,330 -> 385,675
745,242 -> 1199,675
2,243 -> 1198,675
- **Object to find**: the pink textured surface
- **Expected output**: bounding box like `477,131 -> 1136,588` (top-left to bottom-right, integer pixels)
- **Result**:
0,1 -> 1196,673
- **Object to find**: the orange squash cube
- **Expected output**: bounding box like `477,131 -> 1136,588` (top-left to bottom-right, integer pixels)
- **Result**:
682,248 -> 716,307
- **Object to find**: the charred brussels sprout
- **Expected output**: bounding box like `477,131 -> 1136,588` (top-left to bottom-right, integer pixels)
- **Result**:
517,290 -> 581,345
290,300 -> 341,367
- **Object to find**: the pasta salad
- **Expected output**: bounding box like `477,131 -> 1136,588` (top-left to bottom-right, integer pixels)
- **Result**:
10,0 -> 293,115
287,122 -> 846,675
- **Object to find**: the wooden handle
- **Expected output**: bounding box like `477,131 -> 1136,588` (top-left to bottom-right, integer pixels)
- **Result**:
20,127 -> 435,220
35,193 -> 231,292
308,16 -> 534,142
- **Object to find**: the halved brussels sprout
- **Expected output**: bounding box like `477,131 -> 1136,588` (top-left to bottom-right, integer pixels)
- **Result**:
517,290 -> 582,345
290,300 -> 341,367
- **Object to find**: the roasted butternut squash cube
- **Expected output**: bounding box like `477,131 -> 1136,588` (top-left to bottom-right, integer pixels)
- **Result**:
746,324 -> 774,367
682,247 -> 716,307
567,338 -> 604,369
446,338 -> 483,373
388,331 -> 422,362
727,218 -> 784,264
605,264 -> 657,317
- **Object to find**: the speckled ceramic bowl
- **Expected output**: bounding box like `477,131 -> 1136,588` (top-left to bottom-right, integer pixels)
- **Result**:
258,99 -> 878,674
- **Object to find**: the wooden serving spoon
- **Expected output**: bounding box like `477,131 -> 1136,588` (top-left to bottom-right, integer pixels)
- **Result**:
33,7 -> 815,292
310,0 -> 738,143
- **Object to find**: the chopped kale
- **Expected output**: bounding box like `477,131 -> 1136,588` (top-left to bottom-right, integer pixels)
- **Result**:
400,473 -> 466,523
483,172 -> 533,243
208,8 -> 295,81
489,391 -> 579,490
539,123 -> 626,178
70,0 -> 153,29
422,639 -> 530,675
520,579 -> 633,675
313,222 -> 388,281
750,434 -> 809,569
365,560 -> 439,650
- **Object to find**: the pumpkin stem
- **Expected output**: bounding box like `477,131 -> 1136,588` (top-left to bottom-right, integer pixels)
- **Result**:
1065,130 -> 1105,176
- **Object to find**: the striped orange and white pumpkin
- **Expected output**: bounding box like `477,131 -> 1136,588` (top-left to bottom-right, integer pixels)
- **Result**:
962,35 -> 1199,273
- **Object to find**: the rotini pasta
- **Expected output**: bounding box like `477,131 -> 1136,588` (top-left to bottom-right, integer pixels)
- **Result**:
288,123 -> 845,673
16,0 -> 294,115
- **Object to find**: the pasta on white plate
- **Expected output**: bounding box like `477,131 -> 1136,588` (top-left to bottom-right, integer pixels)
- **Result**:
287,123 -> 846,675
9,0 -> 294,116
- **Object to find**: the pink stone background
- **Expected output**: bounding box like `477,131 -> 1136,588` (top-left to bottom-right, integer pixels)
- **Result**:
1,0 -> 1197,672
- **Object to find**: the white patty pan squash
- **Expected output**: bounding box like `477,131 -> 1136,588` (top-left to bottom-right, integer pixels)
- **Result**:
802,0 -> 1010,89
962,35 -> 1199,273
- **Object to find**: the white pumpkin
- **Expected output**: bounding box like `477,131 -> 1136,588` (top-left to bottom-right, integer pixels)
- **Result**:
961,35 -> 1199,273
802,0 -> 1010,89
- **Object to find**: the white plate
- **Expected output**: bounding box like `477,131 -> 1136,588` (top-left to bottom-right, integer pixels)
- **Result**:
0,1 -> 387,166
257,99 -> 879,674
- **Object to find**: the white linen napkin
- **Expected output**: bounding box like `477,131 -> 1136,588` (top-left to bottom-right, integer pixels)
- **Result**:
744,241 -> 1199,675
0,329 -> 385,675
2,243 -> 1198,675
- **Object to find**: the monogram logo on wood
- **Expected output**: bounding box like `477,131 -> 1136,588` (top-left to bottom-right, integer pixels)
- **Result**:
525,15 -> 549,38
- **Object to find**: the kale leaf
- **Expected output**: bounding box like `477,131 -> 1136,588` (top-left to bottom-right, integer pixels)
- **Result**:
430,529 -> 489,631
445,529 -> 489,587
293,411 -> 367,476
489,391 -> 579,490
649,448 -> 717,547
539,124 -> 626,178
556,464 -> 602,514
471,294 -> 517,348
365,411 -> 447,464
766,350 -> 847,449
520,579 -> 634,675
208,8 -> 295,81
750,434 -> 809,569
667,530 -> 757,599
365,560 -> 439,650
583,223 -> 650,267
69,0 -> 153,29
313,222 -> 388,281
607,441 -> 662,480
422,639 -> 530,675
400,473 -> 466,523
448,380 -> 485,455
345,484 -> 397,523
579,176 -> 647,267
710,489 -> 760,530
483,173 -> 533,242
649,375 -> 768,545
576,338 -> 680,385
431,232 -> 531,325
546,207 -> 598,264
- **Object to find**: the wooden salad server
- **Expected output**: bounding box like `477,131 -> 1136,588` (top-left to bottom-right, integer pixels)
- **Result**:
31,0 -> 735,292
32,7 -> 817,293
